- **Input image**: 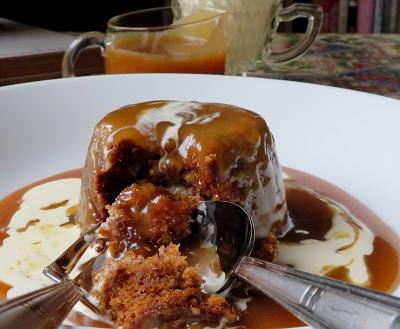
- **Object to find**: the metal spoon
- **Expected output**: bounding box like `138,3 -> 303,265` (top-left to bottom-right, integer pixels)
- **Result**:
196,201 -> 400,329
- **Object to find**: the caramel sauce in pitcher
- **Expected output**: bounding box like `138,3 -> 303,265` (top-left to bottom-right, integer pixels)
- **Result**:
105,36 -> 225,74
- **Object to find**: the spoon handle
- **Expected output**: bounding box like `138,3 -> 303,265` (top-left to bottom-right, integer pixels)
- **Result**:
235,256 -> 400,329
0,279 -> 83,329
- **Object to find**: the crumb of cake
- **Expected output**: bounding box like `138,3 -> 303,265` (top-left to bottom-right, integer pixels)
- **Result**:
183,152 -> 240,202
253,233 -> 279,262
92,244 -> 237,329
99,183 -> 198,255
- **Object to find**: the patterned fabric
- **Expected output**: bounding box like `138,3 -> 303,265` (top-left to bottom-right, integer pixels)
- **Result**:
253,34 -> 400,100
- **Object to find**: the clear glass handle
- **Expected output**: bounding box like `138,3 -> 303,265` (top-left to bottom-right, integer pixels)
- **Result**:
235,256 -> 400,329
267,3 -> 323,64
0,279 -> 83,329
62,32 -> 105,78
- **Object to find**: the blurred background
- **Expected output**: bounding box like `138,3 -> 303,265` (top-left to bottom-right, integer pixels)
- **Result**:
1,0 -> 398,33
0,0 -> 169,31
1,0 -> 399,94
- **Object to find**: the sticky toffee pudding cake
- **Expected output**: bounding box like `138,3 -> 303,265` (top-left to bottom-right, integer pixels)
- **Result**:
78,100 -> 287,236
78,100 -> 288,328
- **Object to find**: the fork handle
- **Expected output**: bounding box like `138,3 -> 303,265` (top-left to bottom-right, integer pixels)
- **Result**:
0,279 -> 83,329
235,257 -> 400,329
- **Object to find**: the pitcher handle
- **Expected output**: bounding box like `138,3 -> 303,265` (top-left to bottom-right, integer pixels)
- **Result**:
267,3 -> 323,64
62,32 -> 105,78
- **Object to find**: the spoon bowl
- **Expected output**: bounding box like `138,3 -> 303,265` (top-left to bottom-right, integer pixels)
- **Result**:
194,201 -> 255,292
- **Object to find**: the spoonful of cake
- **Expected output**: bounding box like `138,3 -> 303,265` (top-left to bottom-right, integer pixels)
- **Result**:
198,201 -> 400,329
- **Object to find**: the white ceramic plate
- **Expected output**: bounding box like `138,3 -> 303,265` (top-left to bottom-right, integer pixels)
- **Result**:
1,74 -> 399,328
